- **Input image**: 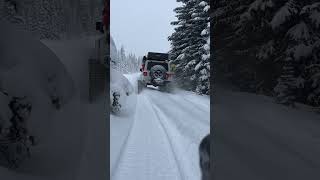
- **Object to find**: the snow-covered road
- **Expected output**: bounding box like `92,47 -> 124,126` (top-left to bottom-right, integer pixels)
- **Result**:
213,86 -> 320,180
111,74 -> 210,180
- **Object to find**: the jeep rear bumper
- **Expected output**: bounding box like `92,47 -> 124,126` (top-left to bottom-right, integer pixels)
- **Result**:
147,80 -> 171,87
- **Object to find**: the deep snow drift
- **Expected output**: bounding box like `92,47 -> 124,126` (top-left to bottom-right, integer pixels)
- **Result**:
110,73 -> 210,180
0,20 -> 107,180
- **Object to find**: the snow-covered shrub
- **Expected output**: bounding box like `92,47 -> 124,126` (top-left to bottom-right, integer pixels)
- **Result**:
110,36 -> 137,115
110,68 -> 136,115
0,20 -> 75,172
0,93 -> 35,169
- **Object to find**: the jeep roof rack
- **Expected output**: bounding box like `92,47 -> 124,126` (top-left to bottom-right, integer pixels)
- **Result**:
147,52 -> 169,61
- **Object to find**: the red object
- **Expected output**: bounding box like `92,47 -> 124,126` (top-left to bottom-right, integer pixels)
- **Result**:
143,72 -> 148,76
166,73 -> 173,79
141,64 -> 145,70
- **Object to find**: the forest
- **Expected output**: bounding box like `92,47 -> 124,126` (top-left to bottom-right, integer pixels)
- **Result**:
212,0 -> 320,107
0,0 -> 103,39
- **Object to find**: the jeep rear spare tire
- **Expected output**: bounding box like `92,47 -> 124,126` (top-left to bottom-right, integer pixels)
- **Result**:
150,65 -> 167,84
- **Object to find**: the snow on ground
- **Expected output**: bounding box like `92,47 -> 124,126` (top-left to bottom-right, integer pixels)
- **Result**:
110,73 -> 210,180
213,86 -> 320,180
1,20 -> 107,180
42,37 -> 108,180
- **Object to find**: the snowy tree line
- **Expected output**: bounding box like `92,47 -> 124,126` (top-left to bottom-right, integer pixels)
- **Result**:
169,0 -> 210,95
213,0 -> 320,107
111,46 -> 141,74
0,0 -> 103,39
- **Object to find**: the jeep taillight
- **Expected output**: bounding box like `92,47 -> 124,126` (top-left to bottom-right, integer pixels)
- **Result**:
166,73 -> 172,79
143,72 -> 148,76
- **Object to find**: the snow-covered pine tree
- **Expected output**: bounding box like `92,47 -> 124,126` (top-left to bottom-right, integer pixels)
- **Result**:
274,56 -> 297,106
233,0 -> 277,93
1,0 -> 102,39
181,0 -> 204,91
119,46 -> 126,73
169,0 -> 210,94
211,0 -> 253,88
127,53 -> 135,73
271,1 -> 320,106
169,0 -> 194,90
213,0 -> 320,106
195,0 -> 210,95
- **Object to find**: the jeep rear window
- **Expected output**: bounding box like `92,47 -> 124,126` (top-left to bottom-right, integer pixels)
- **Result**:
147,62 -> 169,71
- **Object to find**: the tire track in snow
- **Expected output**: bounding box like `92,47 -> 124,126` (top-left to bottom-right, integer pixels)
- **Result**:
112,94 -> 181,180
143,95 -> 190,180
110,114 -> 137,178
165,93 -> 210,126
174,91 -> 210,111
177,95 -> 209,114
145,90 -> 209,138
144,94 -> 203,180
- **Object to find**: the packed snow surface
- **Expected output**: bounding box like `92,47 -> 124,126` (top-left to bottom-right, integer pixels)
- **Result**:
213,86 -> 320,180
110,73 -> 210,180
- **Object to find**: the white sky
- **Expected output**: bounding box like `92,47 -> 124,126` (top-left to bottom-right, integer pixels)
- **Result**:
110,0 -> 180,57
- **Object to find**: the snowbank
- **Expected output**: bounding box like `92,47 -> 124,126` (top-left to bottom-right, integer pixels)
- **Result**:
110,73 -> 140,175
110,68 -> 136,115
0,20 -> 77,176
0,20 -> 106,180
42,37 -> 108,180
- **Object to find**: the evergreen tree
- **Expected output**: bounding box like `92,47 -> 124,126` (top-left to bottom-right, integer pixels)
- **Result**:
169,0 -> 210,94
112,45 -> 140,73
169,0 -> 194,90
213,0 -> 320,107
274,57 -> 297,106
195,0 -> 210,95
1,0 -> 102,39
271,1 -> 320,105
212,0 -> 252,88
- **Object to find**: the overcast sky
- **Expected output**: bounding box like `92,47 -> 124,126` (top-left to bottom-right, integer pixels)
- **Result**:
110,0 -> 180,57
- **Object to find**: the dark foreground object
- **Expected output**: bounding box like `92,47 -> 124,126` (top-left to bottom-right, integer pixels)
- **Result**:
200,133 -> 211,180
